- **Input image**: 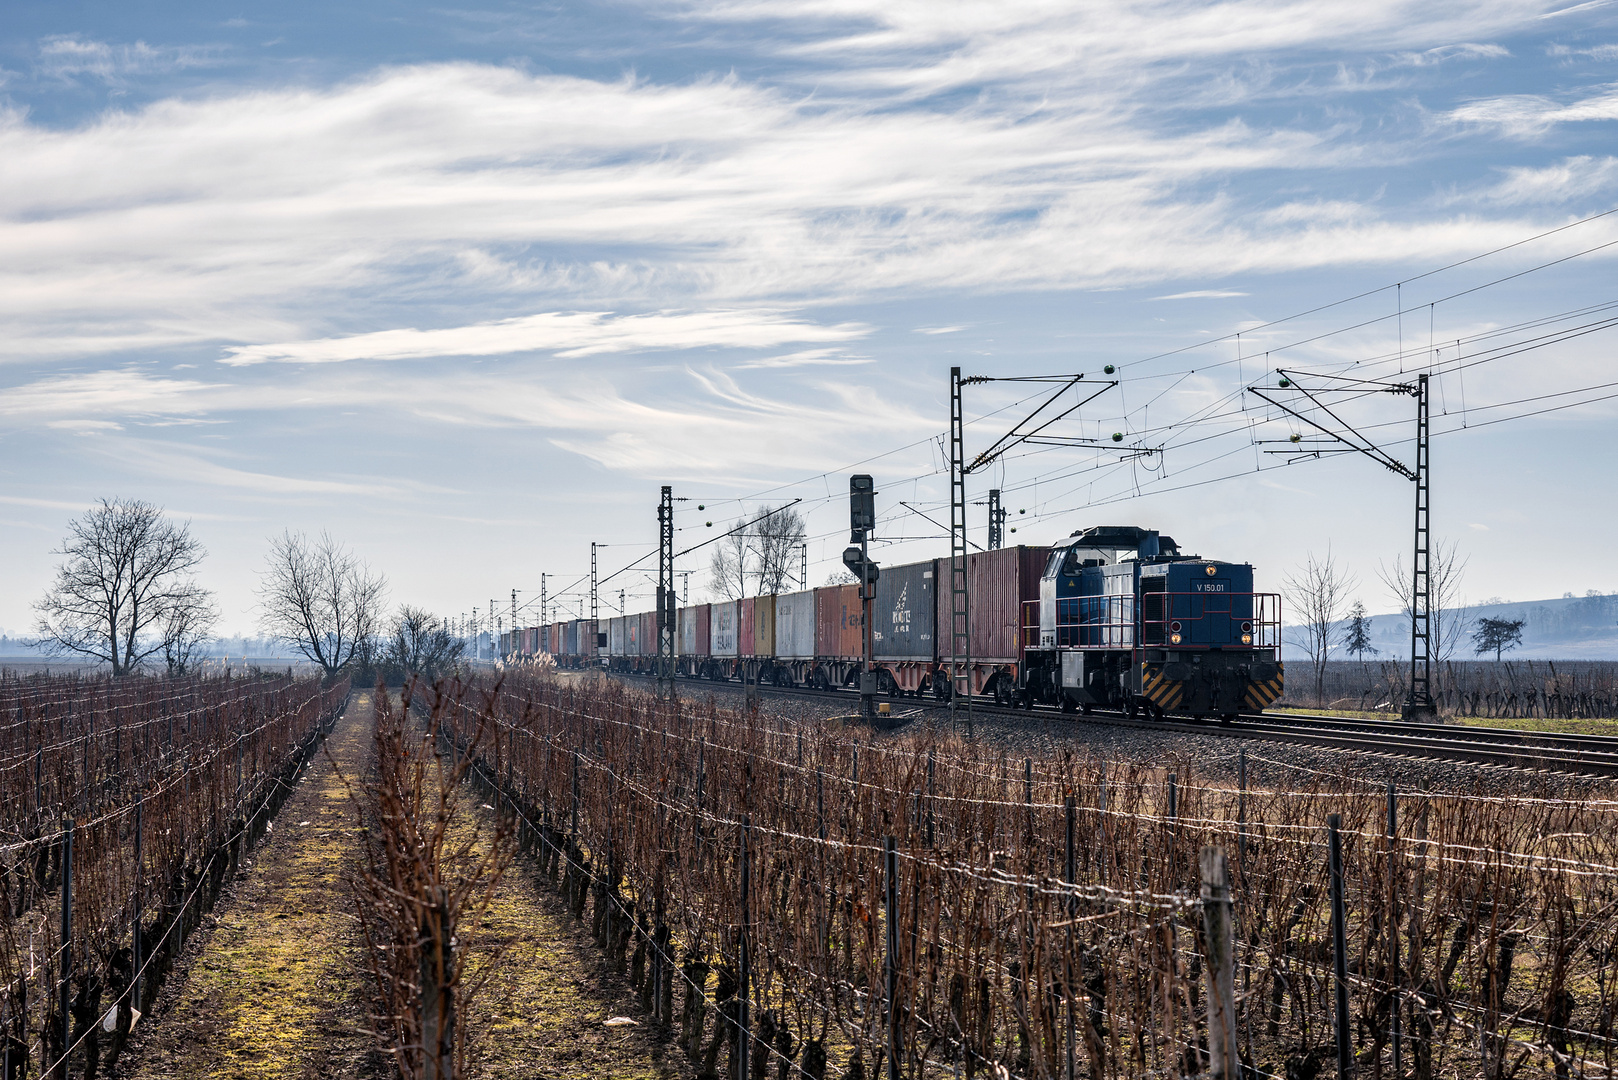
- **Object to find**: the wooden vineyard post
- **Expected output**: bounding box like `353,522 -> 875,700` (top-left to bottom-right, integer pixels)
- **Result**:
1328,814 -> 1353,1080
1236,750 -> 1247,877
1387,782 -> 1402,1080
1023,758 -> 1033,843
54,820 -> 73,1080
133,792 -> 144,1012
1200,846 -> 1237,1080
883,836 -> 900,1080
1065,794 -> 1077,1080
926,750 -> 936,849
1098,761 -> 1108,885
738,817 -> 752,1080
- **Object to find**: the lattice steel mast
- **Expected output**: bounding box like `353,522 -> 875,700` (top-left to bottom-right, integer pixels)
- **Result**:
1406,374 -> 1435,718
1248,371 -> 1434,719
949,367 -> 1119,736
656,485 -> 676,699
948,368 -> 972,738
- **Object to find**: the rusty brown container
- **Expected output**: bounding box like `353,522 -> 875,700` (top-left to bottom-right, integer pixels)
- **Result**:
816,584 -> 864,659
639,610 -> 657,656
934,545 -> 1049,663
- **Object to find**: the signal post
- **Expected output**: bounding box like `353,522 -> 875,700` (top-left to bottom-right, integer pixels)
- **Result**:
846,475 -> 880,723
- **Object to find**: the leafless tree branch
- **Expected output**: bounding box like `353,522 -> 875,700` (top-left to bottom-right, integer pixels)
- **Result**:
32,497 -> 213,676
257,530 -> 387,678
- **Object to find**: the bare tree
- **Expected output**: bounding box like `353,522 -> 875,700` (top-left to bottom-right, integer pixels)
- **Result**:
1379,539 -> 1470,663
1282,548 -> 1355,707
33,498 -> 215,676
161,583 -> 219,675
386,605 -> 466,680
753,503 -> 806,595
258,530 -> 387,679
708,519 -> 753,601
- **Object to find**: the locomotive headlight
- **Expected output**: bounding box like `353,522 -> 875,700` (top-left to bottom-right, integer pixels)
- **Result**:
1169,621 -> 1182,633
1170,633 -> 1182,645
1205,565 -> 1217,576
1241,633 -> 1253,644
1241,621 -> 1252,633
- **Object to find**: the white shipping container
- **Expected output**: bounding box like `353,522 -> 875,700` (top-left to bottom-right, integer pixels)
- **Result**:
712,601 -> 740,658
775,590 -> 816,659
678,607 -> 696,656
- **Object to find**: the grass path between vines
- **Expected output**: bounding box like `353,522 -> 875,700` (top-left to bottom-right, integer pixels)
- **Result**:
119,689 -> 379,1080
117,687 -> 673,1080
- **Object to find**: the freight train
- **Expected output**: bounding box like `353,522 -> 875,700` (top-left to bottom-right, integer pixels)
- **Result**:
500,525 -> 1284,721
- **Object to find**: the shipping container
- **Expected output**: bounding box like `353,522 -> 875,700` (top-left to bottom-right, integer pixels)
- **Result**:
679,604 -> 711,657
739,598 -> 757,657
753,595 -> 776,657
873,561 -> 936,660
934,545 -> 1049,663
712,600 -> 740,658
815,584 -> 864,658
775,591 -> 815,659
640,611 -> 657,657
626,614 -> 641,656
608,615 -> 626,657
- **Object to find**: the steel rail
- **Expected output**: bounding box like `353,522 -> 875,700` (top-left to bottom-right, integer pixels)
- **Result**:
592,669 -> 1618,778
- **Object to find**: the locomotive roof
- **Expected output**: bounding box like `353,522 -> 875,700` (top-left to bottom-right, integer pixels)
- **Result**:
1063,525 -> 1180,552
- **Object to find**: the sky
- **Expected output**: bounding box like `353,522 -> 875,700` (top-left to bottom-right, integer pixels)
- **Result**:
3,0 -> 1618,640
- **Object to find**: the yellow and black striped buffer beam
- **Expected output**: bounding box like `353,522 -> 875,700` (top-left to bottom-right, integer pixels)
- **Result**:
1139,664 -> 1183,710
1244,663 -> 1285,710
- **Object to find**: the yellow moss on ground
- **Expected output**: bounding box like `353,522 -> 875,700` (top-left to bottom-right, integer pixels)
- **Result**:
121,690 -> 378,1080
120,688 -> 677,1080
452,794 -> 676,1078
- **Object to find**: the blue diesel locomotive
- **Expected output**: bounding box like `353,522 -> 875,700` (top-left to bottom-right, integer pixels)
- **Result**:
1020,526 -> 1283,721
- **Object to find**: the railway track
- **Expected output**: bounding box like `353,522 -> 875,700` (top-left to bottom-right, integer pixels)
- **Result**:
597,669 -> 1618,778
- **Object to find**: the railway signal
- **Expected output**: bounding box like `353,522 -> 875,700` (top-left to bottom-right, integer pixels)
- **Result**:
849,475 -> 881,721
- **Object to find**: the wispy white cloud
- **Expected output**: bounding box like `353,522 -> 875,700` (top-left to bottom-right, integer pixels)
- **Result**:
1468,155 -> 1618,203
674,0 -> 1558,100
36,36 -> 226,84
221,309 -> 872,365
732,348 -> 874,369
1391,42 -> 1511,65
0,370 -> 225,419
1443,81 -> 1618,136
2,53 -> 1597,367
1150,289 -> 1250,300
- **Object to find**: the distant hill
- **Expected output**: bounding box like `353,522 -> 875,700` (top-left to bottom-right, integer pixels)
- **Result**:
1283,592 -> 1618,661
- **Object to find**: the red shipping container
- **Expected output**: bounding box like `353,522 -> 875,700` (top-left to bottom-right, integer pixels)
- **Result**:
934,546 -> 1048,663
815,584 -> 864,658
694,604 -> 711,657
740,597 -> 758,656
639,611 -> 657,656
